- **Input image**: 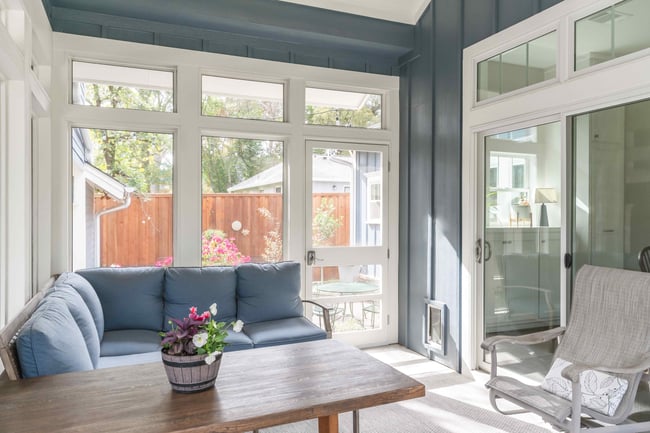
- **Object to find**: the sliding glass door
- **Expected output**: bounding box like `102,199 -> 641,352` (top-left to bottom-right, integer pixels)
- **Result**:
481,121 -> 562,379
572,99 -> 650,278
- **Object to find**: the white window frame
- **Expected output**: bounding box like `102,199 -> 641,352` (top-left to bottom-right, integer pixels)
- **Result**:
52,33 -> 400,347
462,0 -> 650,370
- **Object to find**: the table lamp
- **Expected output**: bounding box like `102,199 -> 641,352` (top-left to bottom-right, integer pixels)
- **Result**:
535,188 -> 557,226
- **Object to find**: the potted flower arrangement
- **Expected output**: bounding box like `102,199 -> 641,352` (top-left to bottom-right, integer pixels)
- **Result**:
160,303 -> 244,393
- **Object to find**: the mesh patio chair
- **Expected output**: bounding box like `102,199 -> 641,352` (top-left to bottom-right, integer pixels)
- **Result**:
638,246 -> 650,273
482,265 -> 650,433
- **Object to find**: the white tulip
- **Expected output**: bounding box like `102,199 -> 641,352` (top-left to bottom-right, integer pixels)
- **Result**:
192,332 -> 208,348
209,303 -> 218,316
233,319 -> 244,332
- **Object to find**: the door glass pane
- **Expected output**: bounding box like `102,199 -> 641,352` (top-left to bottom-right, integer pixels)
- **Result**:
71,128 -> 173,268
477,55 -> 500,101
72,61 -> 174,112
572,99 -> 650,278
528,31 -> 557,84
201,136 -> 283,264
310,264 -> 382,332
483,122 -> 561,380
311,148 -> 382,247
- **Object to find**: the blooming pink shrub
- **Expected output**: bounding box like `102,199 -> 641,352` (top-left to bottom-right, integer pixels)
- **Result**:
201,229 -> 251,266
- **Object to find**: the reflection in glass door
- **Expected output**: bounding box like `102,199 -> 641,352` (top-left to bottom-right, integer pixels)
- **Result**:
305,141 -> 389,346
482,122 -> 562,380
572,99 -> 650,279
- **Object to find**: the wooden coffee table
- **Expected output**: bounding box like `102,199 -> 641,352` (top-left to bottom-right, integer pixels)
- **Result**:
0,339 -> 425,433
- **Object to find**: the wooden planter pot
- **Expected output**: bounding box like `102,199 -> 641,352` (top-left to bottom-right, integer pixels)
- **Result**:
161,351 -> 222,393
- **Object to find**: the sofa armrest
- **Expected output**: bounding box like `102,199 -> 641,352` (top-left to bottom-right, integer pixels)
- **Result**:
302,300 -> 332,338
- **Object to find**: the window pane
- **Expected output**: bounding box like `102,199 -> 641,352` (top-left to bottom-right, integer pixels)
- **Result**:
614,0 -> 650,58
201,137 -> 284,264
71,128 -> 173,268
305,88 -> 381,128
501,44 -> 527,94
575,7 -> 614,70
201,76 -> 284,121
528,31 -> 557,83
477,55 -> 501,101
72,61 -> 174,112
477,32 -> 556,102
311,148 -> 382,247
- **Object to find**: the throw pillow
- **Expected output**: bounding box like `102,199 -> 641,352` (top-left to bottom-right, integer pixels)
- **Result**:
540,357 -> 628,416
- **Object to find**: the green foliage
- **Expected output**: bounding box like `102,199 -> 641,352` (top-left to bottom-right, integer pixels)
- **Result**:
82,83 -> 173,194
312,198 -> 343,246
201,95 -> 283,121
201,137 -> 283,193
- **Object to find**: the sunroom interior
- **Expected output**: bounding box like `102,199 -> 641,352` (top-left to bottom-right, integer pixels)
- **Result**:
2,0 -> 650,407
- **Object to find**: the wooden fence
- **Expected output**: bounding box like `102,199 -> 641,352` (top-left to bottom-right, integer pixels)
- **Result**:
95,192 -> 350,267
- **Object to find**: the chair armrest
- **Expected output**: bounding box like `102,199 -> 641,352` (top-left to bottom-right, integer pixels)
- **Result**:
302,300 -> 332,338
561,355 -> 650,382
481,327 -> 566,352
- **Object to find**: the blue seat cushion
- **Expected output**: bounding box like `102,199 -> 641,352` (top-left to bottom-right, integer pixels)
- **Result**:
224,329 -> 254,352
164,266 -> 237,330
76,267 -> 165,332
97,351 -> 161,369
55,272 -> 105,339
236,262 -> 303,324
100,329 -> 162,356
243,317 -> 327,348
17,297 -> 94,378
45,285 -> 101,368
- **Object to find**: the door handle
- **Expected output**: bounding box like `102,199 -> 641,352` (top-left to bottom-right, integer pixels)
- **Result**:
484,241 -> 492,262
475,239 -> 482,264
307,250 -> 316,266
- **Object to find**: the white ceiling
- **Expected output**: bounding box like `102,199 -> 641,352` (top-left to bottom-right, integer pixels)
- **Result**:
279,0 -> 431,24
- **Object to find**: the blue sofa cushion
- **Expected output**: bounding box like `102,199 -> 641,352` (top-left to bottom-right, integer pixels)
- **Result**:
236,262 -> 303,324
45,285 -> 101,368
164,266 -> 237,330
243,317 -> 327,348
97,351 -> 161,369
224,329 -> 254,352
55,272 -> 105,339
76,267 -> 165,332
17,297 -> 94,378
100,329 -> 162,356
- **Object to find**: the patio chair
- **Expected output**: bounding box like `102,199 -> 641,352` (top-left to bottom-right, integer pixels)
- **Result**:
638,246 -> 650,272
481,265 -> 650,433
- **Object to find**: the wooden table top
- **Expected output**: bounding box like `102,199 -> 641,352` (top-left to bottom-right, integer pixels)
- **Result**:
0,339 -> 425,433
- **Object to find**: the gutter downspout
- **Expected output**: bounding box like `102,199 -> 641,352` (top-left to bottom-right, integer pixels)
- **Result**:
94,188 -> 135,267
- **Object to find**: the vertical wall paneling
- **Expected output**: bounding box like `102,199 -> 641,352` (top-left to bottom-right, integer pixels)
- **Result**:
431,0 -> 463,371
399,0 -> 563,371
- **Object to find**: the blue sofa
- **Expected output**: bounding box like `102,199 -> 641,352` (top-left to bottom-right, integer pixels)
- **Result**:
4,262 -> 330,379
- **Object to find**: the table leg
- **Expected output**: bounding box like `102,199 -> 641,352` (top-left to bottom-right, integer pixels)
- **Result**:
318,414 -> 339,433
353,410 -> 360,433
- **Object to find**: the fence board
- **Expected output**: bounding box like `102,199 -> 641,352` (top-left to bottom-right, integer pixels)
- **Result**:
95,192 -> 350,267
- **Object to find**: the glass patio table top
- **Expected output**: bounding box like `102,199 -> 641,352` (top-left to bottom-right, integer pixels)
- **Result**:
313,281 -> 379,295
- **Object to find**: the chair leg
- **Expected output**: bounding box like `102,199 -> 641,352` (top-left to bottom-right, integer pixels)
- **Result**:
353,409 -> 360,433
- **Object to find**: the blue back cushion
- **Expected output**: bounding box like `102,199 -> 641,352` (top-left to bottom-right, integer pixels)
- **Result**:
236,262 -> 303,324
46,285 -> 101,368
164,267 -> 237,330
76,267 -> 165,331
17,297 -> 94,378
55,272 -> 105,339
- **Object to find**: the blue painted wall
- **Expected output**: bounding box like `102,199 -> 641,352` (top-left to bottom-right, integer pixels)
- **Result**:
398,0 -> 563,372
42,0 -> 413,75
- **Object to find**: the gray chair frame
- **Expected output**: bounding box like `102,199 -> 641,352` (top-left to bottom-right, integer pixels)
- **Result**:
482,265 -> 650,433
638,246 -> 650,273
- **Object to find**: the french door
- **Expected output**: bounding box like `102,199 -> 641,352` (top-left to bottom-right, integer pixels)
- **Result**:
304,140 -> 391,346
